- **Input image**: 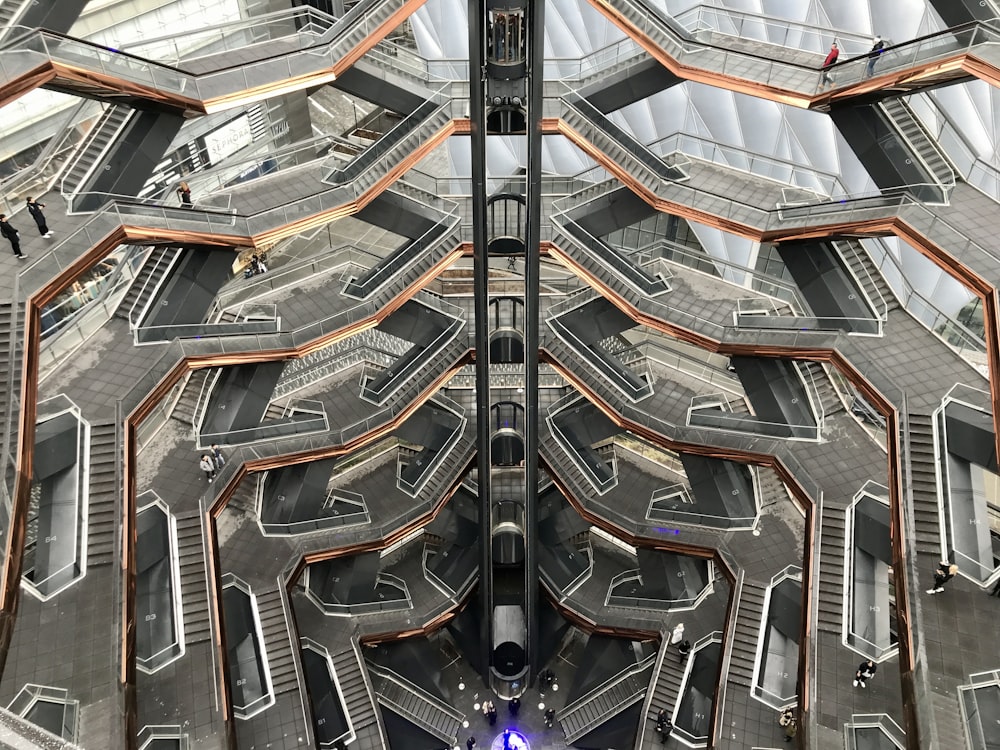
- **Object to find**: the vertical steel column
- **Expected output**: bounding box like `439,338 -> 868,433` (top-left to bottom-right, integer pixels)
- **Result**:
467,0 -> 494,679
522,0 -> 545,682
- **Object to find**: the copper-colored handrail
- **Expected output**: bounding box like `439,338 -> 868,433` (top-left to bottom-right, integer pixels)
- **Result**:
584,0 -> 998,108
0,0 -> 431,113
4,108 -> 993,750
543,315 -> 915,746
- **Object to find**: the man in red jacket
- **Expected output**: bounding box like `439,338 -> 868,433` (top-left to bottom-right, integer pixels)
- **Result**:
821,42 -> 839,87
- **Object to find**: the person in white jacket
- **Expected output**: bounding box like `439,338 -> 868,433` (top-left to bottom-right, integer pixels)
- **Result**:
199,455 -> 216,483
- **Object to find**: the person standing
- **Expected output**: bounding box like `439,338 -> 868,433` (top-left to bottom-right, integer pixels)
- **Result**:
538,668 -> 555,694
820,42 -> 839,87
784,717 -> 797,742
177,181 -> 193,207
927,560 -> 958,594
25,198 -> 52,238
199,455 -> 216,483
466,737 -> 476,750
865,36 -> 885,78
211,444 -> 225,469
543,708 -> 555,728
502,729 -> 512,750
854,659 -> 877,688
778,707 -> 797,742
0,214 -> 23,258
508,696 -> 520,716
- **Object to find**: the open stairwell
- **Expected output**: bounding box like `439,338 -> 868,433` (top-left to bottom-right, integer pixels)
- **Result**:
176,510 -> 211,646
560,104 -> 671,197
817,504 -> 847,633
115,248 -> 180,326
0,2 -> 20,32
728,583 -> 766,688
637,644 -> 686,750
797,360 -> 845,419
60,105 -> 134,199
369,664 -> 464,744
756,468 -> 791,509
835,240 -> 900,316
0,0 -> 30,44
170,369 -> 212,428
879,98 -> 956,196
401,433 -> 475,503
0,302 -> 23,455
907,411 -> 944,557
256,588 -> 299,695
559,656 -> 655,743
332,0 -> 416,67
86,422 -> 117,567
343,224 -> 462,302
331,646 -> 383,742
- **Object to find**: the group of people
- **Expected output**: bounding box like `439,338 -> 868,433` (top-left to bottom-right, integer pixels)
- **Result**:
1,197 -> 54,259
198,444 -> 225,483
244,253 -> 268,279
819,35 -> 887,88
471,672 -> 561,749
2,181 -> 198,261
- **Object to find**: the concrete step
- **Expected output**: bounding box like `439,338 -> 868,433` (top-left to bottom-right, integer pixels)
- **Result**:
176,512 -> 211,645
256,588 -> 299,695
730,584 -> 766,686
87,422 -> 118,566
332,648 -> 380,730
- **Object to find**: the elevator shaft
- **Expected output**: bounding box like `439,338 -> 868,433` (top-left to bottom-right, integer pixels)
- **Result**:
468,0 -> 544,698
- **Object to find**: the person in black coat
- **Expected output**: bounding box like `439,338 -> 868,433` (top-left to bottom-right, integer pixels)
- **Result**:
25,198 -> 52,237
865,36 -> 885,78
854,659 -> 877,688
927,561 -> 958,594
176,181 -> 192,207
508,696 -> 520,716
0,214 -> 23,258
655,709 -> 673,743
